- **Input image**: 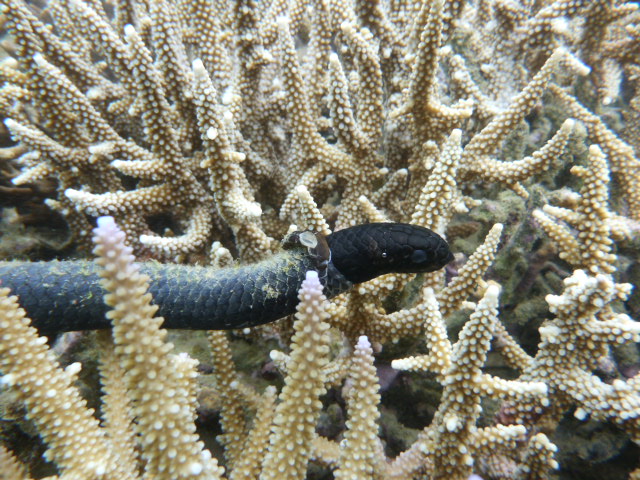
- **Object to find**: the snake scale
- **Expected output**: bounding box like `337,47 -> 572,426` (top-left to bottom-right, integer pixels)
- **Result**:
0,223 -> 453,333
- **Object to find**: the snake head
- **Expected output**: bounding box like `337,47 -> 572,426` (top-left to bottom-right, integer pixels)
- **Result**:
326,223 -> 454,284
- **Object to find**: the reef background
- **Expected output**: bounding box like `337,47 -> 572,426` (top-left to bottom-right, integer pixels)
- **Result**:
0,1 -> 639,479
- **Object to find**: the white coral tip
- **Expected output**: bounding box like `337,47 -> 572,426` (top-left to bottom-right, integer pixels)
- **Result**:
1,57 -> 18,68
574,407 -> 587,420
356,335 -> 371,350
32,53 -> 46,66
340,21 -> 354,33
188,462 -> 203,475
139,234 -> 154,245
305,270 -> 319,283
65,362 -> 82,376
484,284 -> 500,303
246,202 -> 262,218
96,216 -> 116,230
390,359 -> 407,370
192,58 -> 204,71
445,414 -> 460,432
205,126 -> 218,140
64,188 -> 81,201
588,144 -> 604,156
276,16 -> 290,30
123,24 -> 136,38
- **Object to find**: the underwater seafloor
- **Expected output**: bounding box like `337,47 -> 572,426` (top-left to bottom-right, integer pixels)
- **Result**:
0,1 -> 639,479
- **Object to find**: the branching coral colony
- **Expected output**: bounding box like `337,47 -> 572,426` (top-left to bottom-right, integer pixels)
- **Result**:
0,0 -> 639,479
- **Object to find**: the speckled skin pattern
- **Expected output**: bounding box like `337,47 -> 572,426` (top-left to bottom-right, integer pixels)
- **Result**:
0,223 -> 453,333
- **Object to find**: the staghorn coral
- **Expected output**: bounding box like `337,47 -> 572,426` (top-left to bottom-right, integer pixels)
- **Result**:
0,0 -> 639,479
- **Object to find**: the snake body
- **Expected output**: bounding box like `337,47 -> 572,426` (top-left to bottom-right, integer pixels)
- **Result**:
0,223 -> 453,333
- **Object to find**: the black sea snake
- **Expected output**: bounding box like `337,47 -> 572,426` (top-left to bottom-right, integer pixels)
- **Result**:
0,223 -> 453,333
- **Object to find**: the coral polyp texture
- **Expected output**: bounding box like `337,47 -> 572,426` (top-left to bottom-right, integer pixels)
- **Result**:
0,0 -> 639,479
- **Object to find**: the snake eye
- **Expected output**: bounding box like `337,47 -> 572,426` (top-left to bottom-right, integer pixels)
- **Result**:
410,249 -> 428,265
